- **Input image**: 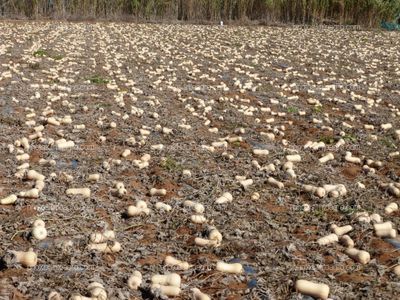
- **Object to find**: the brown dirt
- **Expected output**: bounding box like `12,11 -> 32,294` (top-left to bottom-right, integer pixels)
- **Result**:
0,21 -> 399,300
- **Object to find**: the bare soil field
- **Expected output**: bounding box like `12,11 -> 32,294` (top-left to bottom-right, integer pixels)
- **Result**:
0,21 -> 399,300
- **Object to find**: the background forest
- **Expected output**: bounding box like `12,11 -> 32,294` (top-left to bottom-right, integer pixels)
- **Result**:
0,0 -> 399,26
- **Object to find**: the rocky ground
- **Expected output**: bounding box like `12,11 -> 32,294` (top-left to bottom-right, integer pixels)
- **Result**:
0,21 -> 399,300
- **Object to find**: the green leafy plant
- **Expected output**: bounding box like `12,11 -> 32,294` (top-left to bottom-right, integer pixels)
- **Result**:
161,156 -> 183,172
231,141 -> 242,148
381,136 -> 397,149
343,134 -> 357,142
33,49 -> 48,57
313,208 -> 326,219
319,135 -> 335,144
88,75 -> 109,84
313,105 -> 323,114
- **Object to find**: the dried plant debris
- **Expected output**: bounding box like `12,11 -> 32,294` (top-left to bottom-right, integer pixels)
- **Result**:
0,21 -> 399,299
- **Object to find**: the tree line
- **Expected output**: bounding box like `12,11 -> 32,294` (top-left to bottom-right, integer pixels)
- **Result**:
0,0 -> 399,26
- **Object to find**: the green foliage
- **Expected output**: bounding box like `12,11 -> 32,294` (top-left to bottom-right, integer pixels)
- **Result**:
161,156 -> 183,172
88,75 -> 109,84
380,136 -> 397,149
313,105 -> 323,114
33,48 -> 63,60
319,135 -> 335,144
338,203 -> 363,215
231,141 -> 242,147
287,106 -> 298,113
33,49 -> 47,57
343,134 -> 357,142
312,208 -> 327,219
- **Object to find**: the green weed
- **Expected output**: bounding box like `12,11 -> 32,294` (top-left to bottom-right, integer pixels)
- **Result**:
88,75 -> 109,84
33,49 -> 48,57
161,156 -> 183,172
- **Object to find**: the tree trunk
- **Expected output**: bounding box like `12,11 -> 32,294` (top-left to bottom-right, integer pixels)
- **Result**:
178,0 -> 183,20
